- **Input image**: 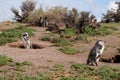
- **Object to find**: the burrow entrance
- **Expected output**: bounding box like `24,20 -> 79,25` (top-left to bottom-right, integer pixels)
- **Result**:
9,43 -> 44,49
100,55 -> 120,63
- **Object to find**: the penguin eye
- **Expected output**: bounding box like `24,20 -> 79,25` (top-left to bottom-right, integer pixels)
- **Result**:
23,34 -> 27,36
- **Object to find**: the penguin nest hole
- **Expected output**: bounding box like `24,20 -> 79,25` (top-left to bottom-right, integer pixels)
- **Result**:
100,55 -> 120,63
9,43 -> 44,49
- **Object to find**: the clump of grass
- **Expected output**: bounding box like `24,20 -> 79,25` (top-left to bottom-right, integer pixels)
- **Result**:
22,61 -> 33,66
0,55 -> 13,66
12,61 -> 33,71
75,34 -> 89,43
38,65 -> 50,69
84,27 -> 95,36
0,25 -> 34,46
52,64 -> 65,71
14,66 -> 24,72
41,35 -> 51,41
71,64 -> 90,71
60,46 -> 79,55
61,28 -> 76,38
51,37 -> 72,46
12,62 -> 24,71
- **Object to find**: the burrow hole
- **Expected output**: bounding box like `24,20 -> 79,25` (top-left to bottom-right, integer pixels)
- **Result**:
100,55 -> 120,63
9,43 -> 44,49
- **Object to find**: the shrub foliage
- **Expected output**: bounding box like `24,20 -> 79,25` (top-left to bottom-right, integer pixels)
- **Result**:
11,0 -> 36,22
102,2 -> 120,23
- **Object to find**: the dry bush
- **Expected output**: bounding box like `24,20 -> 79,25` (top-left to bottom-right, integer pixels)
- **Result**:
11,0 -> 99,34
62,8 -> 79,28
27,6 -> 45,25
27,6 -> 67,27
76,11 -> 99,33
11,0 -> 36,22
102,2 -> 120,23
45,6 -> 68,27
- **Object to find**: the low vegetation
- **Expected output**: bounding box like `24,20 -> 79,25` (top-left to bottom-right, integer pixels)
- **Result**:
41,35 -> 73,47
52,37 -> 72,46
60,28 -> 76,38
0,55 -> 13,66
83,25 -> 118,36
40,22 -> 118,54
64,64 -> 120,80
1,0 -> 120,79
60,46 -> 79,55
0,55 -> 120,80
52,64 -> 65,71
0,25 -> 34,45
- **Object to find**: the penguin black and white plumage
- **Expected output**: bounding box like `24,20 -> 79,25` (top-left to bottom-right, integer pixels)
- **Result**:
87,40 -> 105,66
22,32 -> 31,49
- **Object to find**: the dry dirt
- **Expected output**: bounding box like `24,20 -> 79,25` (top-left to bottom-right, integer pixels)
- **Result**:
0,22 -> 120,70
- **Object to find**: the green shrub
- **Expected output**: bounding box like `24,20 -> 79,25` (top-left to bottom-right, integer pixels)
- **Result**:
0,55 -> 13,66
0,25 -> 34,46
60,46 -> 79,55
51,37 -> 72,46
61,28 -> 76,38
84,27 -> 95,35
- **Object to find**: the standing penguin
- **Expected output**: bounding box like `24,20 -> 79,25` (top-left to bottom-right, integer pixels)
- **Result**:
22,32 -> 31,49
87,40 -> 105,66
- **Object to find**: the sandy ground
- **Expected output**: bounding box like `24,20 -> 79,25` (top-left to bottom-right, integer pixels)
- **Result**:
0,23 -> 120,69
